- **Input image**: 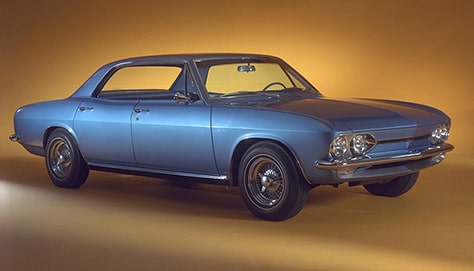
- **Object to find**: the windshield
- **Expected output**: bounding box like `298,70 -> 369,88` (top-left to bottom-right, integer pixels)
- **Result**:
196,60 -> 316,98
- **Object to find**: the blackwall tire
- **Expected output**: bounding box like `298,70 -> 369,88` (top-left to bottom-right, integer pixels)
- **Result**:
238,141 -> 309,221
363,172 -> 419,197
45,129 -> 89,188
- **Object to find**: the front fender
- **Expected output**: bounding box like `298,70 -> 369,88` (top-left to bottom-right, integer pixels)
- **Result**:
211,106 -> 334,180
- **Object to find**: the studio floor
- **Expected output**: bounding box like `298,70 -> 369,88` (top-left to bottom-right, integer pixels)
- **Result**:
0,153 -> 472,271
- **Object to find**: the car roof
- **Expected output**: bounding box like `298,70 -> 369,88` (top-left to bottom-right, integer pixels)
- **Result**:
110,53 -> 283,65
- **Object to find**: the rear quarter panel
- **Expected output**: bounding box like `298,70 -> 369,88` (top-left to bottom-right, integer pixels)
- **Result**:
13,99 -> 82,155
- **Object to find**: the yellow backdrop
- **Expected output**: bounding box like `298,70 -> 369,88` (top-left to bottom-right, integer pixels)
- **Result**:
1,2 -> 473,270
1,0 -> 472,156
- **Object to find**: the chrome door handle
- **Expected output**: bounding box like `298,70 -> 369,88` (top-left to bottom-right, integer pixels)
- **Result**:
134,108 -> 150,113
79,106 -> 94,112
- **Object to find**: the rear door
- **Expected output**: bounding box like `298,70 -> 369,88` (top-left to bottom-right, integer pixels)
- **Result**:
74,98 -> 137,165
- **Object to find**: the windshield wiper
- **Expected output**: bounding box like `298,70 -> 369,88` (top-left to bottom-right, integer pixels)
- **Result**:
219,91 -> 263,98
218,87 -> 306,98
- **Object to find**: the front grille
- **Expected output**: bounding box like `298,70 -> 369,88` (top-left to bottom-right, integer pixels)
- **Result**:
369,134 -> 432,157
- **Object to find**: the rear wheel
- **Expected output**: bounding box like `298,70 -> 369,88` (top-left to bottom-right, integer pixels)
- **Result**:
363,172 -> 419,197
238,141 -> 309,221
45,129 -> 89,188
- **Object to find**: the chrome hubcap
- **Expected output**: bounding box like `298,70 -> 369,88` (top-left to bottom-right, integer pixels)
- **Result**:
49,139 -> 72,179
246,156 -> 285,207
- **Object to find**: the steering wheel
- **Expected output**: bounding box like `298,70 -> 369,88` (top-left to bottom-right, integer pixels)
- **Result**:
262,82 -> 286,91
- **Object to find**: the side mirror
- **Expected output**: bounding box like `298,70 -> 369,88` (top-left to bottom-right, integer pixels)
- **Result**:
173,92 -> 199,103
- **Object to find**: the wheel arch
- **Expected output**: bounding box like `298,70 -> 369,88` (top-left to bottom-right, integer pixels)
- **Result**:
43,125 -> 80,152
229,137 -> 309,187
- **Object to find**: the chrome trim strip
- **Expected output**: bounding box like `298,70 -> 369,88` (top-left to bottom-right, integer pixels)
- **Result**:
87,162 -> 229,181
315,143 -> 454,170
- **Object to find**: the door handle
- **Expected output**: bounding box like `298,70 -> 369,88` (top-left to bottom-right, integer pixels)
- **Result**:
79,106 -> 94,112
134,108 -> 150,113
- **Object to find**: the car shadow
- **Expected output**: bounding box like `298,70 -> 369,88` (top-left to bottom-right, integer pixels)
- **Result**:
0,156 -> 356,221
0,156 -> 253,220
2,156 -> 472,268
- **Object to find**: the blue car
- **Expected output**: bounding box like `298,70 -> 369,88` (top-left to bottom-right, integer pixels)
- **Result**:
10,54 -> 454,220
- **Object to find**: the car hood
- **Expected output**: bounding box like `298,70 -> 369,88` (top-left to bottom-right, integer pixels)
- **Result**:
264,96 -> 449,132
218,96 -> 450,132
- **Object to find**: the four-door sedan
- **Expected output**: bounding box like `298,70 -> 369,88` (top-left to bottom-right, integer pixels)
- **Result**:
10,54 -> 454,220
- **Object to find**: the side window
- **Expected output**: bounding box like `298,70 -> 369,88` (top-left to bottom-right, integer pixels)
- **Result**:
99,66 -> 183,99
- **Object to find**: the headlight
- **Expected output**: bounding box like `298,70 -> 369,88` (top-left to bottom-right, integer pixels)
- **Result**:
330,135 -> 347,161
350,134 -> 374,156
431,124 -> 450,145
329,133 -> 376,162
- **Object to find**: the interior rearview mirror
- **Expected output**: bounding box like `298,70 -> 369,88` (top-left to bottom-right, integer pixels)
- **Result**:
237,65 -> 256,72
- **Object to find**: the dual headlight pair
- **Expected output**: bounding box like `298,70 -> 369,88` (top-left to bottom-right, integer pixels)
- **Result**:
329,133 -> 376,162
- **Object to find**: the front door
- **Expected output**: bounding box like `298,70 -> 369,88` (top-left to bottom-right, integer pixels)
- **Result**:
131,99 -> 218,176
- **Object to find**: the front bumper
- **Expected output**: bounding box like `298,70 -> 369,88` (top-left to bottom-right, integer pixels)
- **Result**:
315,143 -> 454,181
9,133 -> 20,142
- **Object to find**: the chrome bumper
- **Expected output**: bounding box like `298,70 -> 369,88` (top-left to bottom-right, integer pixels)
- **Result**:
9,134 -> 20,142
315,143 -> 454,180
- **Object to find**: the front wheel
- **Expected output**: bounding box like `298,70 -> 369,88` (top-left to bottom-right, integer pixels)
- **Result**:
363,172 -> 419,197
238,141 -> 309,221
45,129 -> 89,188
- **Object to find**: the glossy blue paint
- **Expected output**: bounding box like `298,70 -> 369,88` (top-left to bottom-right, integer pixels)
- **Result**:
11,54 -> 453,186
210,105 -> 334,180
132,99 -> 217,175
13,99 -> 82,155
74,99 -> 138,165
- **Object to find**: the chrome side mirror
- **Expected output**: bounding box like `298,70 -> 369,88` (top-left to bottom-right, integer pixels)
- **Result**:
173,92 -> 199,104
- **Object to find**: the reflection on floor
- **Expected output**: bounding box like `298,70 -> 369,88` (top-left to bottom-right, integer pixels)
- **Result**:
0,154 -> 473,271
